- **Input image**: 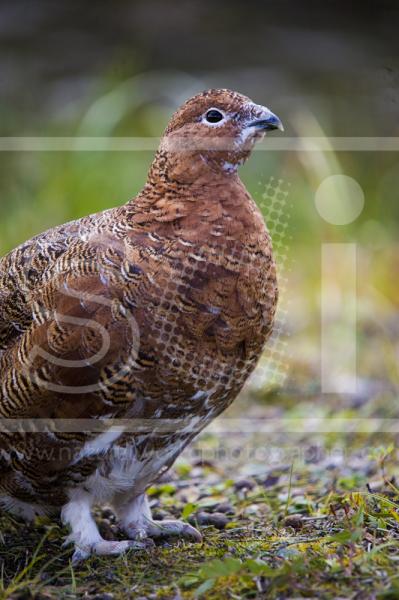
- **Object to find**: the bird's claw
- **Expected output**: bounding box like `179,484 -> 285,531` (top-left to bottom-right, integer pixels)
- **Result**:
146,519 -> 202,542
71,538 -> 154,563
71,547 -> 91,565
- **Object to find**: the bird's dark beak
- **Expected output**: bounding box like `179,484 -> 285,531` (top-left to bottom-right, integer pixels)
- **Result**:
246,104 -> 284,132
248,112 -> 284,132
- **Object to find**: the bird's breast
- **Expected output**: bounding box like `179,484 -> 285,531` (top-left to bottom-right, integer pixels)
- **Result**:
113,207 -> 278,418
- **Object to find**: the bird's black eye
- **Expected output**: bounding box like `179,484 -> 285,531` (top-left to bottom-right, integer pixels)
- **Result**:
205,109 -> 224,123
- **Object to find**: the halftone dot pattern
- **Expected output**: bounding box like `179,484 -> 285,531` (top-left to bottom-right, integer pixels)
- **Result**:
256,176 -> 291,388
150,233 -> 276,405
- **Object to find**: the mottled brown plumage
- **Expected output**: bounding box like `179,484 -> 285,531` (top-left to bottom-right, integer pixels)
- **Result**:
0,89 -> 282,560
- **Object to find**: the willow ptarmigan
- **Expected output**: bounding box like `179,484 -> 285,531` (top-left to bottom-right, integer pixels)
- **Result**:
0,89 -> 282,561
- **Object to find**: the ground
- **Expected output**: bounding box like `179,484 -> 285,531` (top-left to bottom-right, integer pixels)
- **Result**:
1,379 -> 399,599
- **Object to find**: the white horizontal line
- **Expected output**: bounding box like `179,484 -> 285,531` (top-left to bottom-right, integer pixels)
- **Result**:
1,418 -> 399,433
0,137 -> 397,152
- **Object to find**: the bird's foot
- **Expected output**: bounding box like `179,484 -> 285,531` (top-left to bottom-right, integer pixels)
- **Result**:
125,518 -> 202,542
71,538 -> 154,564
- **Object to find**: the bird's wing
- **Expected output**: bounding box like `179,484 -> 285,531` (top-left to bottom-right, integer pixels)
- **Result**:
0,218 -> 83,356
0,212 -> 143,420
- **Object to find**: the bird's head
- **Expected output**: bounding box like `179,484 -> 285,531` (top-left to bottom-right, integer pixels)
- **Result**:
155,88 -> 283,182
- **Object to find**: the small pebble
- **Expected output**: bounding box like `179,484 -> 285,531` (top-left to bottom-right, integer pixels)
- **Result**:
283,514 -> 303,530
99,522 -> 118,540
214,501 -> 235,514
192,511 -> 229,529
152,509 -> 169,520
234,478 -> 255,492
262,474 -> 280,488
193,459 -> 215,468
100,508 -> 115,522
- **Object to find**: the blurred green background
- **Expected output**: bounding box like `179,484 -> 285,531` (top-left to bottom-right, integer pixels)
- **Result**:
1,7 -> 398,595
0,0 -> 397,399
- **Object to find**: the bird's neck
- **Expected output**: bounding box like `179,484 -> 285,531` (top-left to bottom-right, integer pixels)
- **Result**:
125,155 -> 266,246
132,160 -> 246,215
127,147 -> 246,212
146,148 -> 239,187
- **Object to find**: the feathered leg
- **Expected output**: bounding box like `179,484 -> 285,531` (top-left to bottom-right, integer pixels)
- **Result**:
61,489 -> 150,563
